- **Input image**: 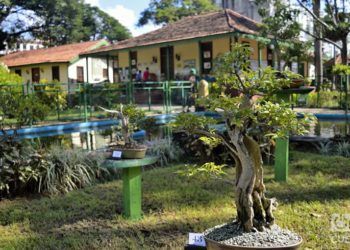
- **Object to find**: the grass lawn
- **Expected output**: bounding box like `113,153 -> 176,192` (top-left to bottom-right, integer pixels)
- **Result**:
0,151 -> 349,249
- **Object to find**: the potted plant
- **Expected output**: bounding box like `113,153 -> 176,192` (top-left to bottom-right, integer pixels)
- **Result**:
100,104 -> 147,159
173,44 -> 315,249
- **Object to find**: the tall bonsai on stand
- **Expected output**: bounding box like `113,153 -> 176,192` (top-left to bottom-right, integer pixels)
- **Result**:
173,44 -> 314,233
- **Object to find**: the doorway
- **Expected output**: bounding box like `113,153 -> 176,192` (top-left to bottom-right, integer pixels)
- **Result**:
160,46 -> 174,80
31,67 -> 40,83
200,42 -> 213,75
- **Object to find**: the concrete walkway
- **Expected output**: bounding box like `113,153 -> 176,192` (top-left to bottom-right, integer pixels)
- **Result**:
294,108 -> 347,115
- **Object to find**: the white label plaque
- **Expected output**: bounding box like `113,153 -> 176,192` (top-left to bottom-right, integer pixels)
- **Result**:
188,233 -> 206,247
112,151 -> 122,158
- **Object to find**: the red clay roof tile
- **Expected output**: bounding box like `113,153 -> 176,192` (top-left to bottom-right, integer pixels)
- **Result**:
1,40 -> 106,67
82,9 -> 260,55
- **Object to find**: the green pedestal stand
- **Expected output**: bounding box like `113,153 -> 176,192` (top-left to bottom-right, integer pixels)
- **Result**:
274,137 -> 289,182
274,87 -> 313,182
104,156 -> 158,220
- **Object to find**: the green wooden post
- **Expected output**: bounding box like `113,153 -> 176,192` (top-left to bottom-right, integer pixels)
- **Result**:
275,92 -> 290,182
181,82 -> 185,108
147,88 -> 151,111
274,137 -> 289,182
122,166 -> 142,220
162,81 -> 166,112
89,85 -> 93,118
165,81 -> 170,114
56,90 -> 60,121
83,83 -> 88,122
168,81 -> 172,112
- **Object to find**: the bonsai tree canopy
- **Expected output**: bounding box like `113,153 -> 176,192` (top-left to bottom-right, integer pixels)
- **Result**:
100,104 -> 145,147
173,44 -> 315,232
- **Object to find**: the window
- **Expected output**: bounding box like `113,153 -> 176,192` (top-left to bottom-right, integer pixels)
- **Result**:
77,66 -> 84,83
103,68 -> 108,78
30,45 -> 34,50
52,66 -> 60,81
15,69 -> 21,76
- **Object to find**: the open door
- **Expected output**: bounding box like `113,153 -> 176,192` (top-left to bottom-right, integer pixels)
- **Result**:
160,46 -> 174,80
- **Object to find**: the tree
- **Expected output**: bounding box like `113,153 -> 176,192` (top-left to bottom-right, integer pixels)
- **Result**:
0,63 -> 49,126
137,0 -> 217,27
82,6 -> 131,42
173,44 -> 314,232
257,0 -> 306,71
297,0 -> 350,65
0,0 -> 131,48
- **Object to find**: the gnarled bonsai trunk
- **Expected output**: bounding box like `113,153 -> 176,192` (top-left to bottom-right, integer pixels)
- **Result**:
228,129 -> 277,232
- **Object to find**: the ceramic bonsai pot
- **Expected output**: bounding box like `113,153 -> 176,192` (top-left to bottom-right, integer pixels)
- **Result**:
290,79 -> 304,88
106,145 -> 147,159
118,146 -> 147,159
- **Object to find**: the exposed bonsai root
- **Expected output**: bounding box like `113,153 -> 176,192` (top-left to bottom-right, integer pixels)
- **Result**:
233,135 -> 277,232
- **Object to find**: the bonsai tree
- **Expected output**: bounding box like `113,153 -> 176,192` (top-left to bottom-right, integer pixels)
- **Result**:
100,104 -> 145,148
173,44 -> 315,232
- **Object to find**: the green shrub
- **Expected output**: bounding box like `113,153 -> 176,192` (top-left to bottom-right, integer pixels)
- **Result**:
335,142 -> 350,158
38,145 -> 106,195
35,80 -> 67,111
306,91 -> 340,108
0,134 -> 107,197
0,137 -> 44,196
146,138 -> 184,167
0,63 -> 23,121
15,95 -> 50,126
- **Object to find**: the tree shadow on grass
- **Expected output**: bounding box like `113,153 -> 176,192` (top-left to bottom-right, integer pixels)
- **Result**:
0,169 -> 234,241
13,208 -> 234,249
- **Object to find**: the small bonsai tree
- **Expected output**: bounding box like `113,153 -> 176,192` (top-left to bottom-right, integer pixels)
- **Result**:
173,44 -> 314,232
100,104 -> 145,148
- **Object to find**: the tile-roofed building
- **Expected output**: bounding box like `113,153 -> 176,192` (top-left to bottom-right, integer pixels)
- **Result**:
79,9 -> 278,83
79,9 -> 309,83
1,40 -> 116,84
83,9 -> 260,55
1,40 -> 106,68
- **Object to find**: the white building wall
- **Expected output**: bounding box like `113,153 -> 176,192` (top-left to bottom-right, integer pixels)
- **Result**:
68,57 -> 114,84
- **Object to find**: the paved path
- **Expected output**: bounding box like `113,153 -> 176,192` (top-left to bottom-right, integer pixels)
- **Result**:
294,108 -> 347,115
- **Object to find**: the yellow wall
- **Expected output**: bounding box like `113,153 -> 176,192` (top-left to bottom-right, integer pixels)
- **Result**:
10,63 -> 69,83
112,35 -> 272,80
137,47 -> 160,76
238,37 -> 264,60
174,42 -> 199,76
212,37 -> 230,58
118,51 -> 129,68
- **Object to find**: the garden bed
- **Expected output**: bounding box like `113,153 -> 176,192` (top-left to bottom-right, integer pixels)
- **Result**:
0,151 -> 349,249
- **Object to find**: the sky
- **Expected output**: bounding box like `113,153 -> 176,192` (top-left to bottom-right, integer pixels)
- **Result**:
85,0 -> 161,37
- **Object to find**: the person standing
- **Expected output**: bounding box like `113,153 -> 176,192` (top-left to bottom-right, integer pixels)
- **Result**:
143,67 -> 150,82
186,68 -> 198,112
195,79 -> 209,111
135,70 -> 142,82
